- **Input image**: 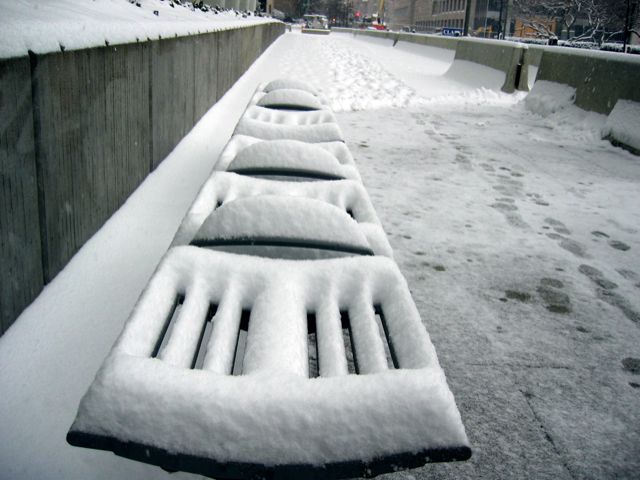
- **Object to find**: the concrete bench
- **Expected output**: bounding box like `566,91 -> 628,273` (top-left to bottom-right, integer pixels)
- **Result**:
67,248 -> 471,478
67,79 -> 470,478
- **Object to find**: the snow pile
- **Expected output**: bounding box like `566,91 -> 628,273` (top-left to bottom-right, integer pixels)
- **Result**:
525,80 -> 576,116
256,89 -> 323,111
227,139 -> 359,180
68,247 -> 469,465
602,99 -> 640,153
192,195 -> 372,252
0,0 -> 276,59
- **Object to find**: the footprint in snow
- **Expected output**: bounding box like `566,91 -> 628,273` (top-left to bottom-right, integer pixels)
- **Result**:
609,240 -> 630,251
579,264 -> 640,324
622,357 -> 640,374
536,277 -> 571,314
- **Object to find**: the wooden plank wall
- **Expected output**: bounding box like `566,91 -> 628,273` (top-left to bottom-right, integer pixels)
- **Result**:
0,22 -> 284,336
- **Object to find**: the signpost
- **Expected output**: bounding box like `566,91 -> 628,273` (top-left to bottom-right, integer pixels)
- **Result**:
442,27 -> 463,36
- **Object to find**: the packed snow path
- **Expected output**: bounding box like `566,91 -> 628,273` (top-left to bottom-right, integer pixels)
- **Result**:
1,29 -> 639,480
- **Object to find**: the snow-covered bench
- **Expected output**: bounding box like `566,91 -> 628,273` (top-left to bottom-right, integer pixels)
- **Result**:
171,172 -> 392,257
67,78 -> 470,479
67,248 -> 471,479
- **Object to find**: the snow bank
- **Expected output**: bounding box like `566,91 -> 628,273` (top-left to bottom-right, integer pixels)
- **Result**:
602,99 -> 640,153
0,0 -> 276,59
525,80 -> 576,116
171,172 -> 391,256
256,89 -> 323,111
69,247 -> 469,466
227,139 -> 359,180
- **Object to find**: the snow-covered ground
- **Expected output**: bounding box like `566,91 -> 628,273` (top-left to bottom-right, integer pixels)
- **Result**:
0,0 -> 274,59
1,29 -> 639,480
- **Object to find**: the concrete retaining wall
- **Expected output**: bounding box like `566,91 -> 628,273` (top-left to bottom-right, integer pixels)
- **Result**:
452,38 -> 525,93
534,48 -> 640,115
0,22 -> 284,335
396,32 -> 459,50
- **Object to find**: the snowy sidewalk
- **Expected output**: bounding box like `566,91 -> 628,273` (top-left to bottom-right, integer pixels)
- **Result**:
1,30 -> 639,480
339,102 -> 640,480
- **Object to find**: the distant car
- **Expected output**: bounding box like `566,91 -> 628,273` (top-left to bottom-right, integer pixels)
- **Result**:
302,14 -> 331,35
303,14 -> 329,30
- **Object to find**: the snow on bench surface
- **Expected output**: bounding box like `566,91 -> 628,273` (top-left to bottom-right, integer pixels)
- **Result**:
214,135 -> 357,178
67,247 -> 470,474
264,78 -> 319,96
171,172 -> 391,256
191,195 -> 374,256
235,106 -> 344,142
256,89 -> 324,111
250,82 -> 332,109
242,104 -> 337,125
235,117 -> 344,142
227,139 -> 360,180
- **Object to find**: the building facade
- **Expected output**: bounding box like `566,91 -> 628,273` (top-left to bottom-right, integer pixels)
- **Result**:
387,0 -> 469,32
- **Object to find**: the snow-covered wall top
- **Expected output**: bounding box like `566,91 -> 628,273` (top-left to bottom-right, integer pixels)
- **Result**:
0,0 -> 278,59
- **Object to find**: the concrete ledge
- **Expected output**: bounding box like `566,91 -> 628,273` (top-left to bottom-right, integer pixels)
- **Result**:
0,22 -> 284,335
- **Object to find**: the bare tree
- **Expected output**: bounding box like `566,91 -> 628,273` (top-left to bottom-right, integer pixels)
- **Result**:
513,0 -> 633,41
